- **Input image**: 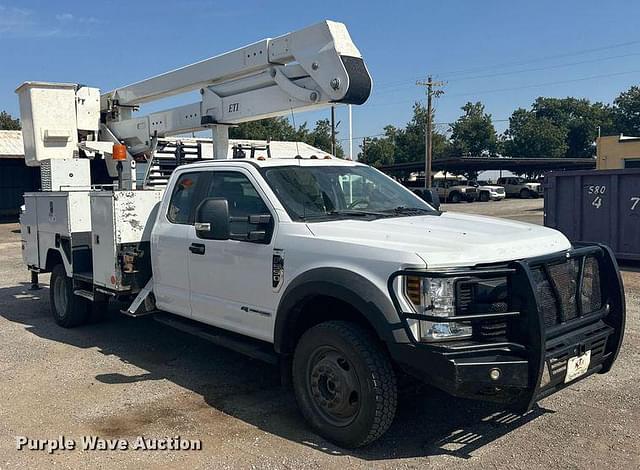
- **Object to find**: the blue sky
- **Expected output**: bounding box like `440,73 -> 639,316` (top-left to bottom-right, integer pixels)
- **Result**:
2,0 -> 640,155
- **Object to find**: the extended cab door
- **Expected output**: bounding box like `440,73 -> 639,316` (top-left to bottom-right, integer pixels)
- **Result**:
151,171 -> 206,317
187,168 -> 277,342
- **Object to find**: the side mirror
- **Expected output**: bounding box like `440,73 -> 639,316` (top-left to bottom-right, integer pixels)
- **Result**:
195,198 -> 230,240
425,189 -> 441,210
413,189 -> 441,210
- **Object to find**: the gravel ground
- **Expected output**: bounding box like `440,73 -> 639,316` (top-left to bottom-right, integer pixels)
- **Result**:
0,199 -> 638,469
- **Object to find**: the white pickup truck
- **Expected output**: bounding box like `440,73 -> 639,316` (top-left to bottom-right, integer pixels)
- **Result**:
21,156 -> 626,448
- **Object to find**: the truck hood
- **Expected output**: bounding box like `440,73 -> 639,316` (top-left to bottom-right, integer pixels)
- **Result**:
305,212 -> 571,268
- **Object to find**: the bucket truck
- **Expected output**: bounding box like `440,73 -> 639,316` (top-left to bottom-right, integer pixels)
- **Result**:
16,20 -> 624,448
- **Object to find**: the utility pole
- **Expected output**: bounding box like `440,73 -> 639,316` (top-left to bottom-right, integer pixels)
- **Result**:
362,137 -> 367,161
416,76 -> 445,188
348,104 -> 353,160
331,106 -> 336,156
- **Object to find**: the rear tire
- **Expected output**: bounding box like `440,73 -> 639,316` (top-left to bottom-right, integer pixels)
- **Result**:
292,321 -> 397,448
519,188 -> 530,199
50,264 -> 89,328
450,192 -> 461,203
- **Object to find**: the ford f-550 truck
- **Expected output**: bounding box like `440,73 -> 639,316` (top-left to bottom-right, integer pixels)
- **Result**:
16,20 -> 625,448
21,156 -> 626,448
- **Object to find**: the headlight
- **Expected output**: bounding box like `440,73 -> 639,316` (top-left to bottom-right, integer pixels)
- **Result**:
404,276 -> 472,341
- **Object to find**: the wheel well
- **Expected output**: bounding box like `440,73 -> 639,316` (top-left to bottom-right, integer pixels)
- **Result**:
280,295 -> 380,355
44,249 -> 64,273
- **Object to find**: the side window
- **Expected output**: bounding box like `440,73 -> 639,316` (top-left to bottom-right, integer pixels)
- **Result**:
205,171 -> 272,241
167,172 -> 202,224
206,171 -> 269,217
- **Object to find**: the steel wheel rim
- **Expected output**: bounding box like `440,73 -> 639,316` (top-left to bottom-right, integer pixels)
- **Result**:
306,346 -> 361,427
53,274 -> 68,317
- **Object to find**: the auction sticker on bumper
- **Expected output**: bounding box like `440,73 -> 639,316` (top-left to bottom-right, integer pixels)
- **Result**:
564,350 -> 591,383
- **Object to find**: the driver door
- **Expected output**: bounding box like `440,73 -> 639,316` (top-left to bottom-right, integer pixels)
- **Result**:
187,169 -> 277,342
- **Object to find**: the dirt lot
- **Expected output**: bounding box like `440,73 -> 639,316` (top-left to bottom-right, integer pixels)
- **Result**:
0,199 -> 638,469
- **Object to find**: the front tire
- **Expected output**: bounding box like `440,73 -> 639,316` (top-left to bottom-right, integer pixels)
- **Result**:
449,192 -> 461,203
479,192 -> 490,202
520,188 -> 531,199
50,264 -> 89,327
292,321 -> 397,448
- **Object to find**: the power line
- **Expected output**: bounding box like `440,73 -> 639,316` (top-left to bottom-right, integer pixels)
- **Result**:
372,39 -> 640,92
433,39 -> 640,78
447,69 -> 640,98
373,51 -> 640,95
365,68 -> 640,107
447,51 -> 640,82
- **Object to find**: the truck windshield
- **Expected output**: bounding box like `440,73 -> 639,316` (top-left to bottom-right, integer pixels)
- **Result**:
263,165 -> 437,221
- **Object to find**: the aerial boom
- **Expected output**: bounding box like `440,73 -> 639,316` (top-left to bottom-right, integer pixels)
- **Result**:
16,20 -> 371,187
103,20 -> 371,157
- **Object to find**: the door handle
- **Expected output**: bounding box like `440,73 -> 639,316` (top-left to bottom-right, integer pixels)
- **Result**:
189,243 -> 205,255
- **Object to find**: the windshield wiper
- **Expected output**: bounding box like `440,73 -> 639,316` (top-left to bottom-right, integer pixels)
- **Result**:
328,209 -> 391,217
383,206 -> 435,215
303,209 -> 390,220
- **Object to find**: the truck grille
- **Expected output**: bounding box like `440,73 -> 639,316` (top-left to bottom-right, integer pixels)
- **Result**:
531,255 -> 603,328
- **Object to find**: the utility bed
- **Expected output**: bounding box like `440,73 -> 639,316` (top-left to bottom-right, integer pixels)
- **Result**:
20,189 -> 163,295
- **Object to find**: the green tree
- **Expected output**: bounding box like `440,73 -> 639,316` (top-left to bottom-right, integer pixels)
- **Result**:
531,97 -> 613,157
0,111 -> 20,130
394,102 -> 452,163
228,117 -> 297,141
358,125 -> 397,167
450,101 -> 497,156
305,119 -> 345,157
503,108 -> 568,158
502,97 -> 613,158
357,102 -> 452,166
228,116 -> 343,157
613,86 -> 640,136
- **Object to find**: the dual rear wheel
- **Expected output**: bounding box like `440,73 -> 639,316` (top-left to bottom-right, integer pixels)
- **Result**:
49,264 -> 107,327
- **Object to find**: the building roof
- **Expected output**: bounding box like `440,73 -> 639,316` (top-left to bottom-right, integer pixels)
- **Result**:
379,156 -> 596,175
0,131 -> 24,159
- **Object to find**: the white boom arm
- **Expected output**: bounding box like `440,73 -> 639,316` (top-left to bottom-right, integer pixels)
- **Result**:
103,20 -> 371,158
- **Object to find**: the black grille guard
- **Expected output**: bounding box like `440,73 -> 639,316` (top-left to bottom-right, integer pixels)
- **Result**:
387,243 -> 626,409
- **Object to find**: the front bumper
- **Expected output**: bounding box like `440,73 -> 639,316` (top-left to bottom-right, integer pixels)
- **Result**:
387,244 -> 625,410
